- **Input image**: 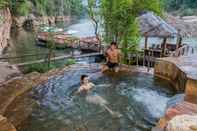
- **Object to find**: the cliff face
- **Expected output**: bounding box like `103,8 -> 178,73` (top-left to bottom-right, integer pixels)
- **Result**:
0,8 -> 12,55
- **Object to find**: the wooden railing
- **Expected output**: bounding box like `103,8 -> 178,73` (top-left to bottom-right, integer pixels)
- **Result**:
170,45 -> 195,57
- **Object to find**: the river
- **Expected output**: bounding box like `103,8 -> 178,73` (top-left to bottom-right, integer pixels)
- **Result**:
4,18 -> 197,65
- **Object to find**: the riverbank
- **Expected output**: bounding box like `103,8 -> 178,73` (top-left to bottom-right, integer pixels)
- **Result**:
0,62 -> 21,84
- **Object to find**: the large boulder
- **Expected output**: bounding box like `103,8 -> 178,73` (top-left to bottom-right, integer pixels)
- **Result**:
0,115 -> 17,131
166,115 -> 197,131
0,8 -> 12,55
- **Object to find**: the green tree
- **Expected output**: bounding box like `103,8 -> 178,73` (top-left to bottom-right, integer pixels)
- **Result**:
9,0 -> 31,16
0,0 -> 8,8
100,0 -> 163,60
87,0 -> 101,50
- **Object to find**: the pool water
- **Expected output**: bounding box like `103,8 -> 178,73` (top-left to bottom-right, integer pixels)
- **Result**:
20,65 -> 175,131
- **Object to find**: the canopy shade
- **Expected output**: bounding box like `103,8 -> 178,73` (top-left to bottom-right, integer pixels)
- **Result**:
138,12 -> 178,38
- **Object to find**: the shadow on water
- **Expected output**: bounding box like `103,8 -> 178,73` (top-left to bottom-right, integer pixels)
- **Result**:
20,65 -> 175,131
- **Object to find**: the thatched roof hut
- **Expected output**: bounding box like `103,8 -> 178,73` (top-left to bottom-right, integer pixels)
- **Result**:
138,12 -> 178,38
137,12 -> 180,56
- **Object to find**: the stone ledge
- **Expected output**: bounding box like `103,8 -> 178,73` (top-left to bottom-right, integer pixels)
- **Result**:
0,115 -> 16,131
155,101 -> 197,130
156,55 -> 197,81
154,55 -> 197,100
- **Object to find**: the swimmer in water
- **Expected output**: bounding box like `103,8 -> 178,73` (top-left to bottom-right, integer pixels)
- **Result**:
76,75 -> 95,94
76,75 -> 122,118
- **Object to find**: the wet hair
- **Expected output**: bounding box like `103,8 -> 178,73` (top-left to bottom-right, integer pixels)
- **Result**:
80,75 -> 88,84
111,41 -> 117,46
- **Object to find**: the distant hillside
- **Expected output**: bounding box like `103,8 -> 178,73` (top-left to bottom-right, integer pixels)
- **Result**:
164,0 -> 197,16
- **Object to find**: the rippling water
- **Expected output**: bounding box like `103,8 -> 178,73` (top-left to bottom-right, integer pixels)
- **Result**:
21,65 -> 175,131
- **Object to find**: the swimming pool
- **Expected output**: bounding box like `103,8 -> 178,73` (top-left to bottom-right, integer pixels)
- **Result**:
20,65 -> 175,131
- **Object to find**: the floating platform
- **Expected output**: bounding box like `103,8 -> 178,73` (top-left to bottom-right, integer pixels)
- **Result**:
37,32 -> 101,52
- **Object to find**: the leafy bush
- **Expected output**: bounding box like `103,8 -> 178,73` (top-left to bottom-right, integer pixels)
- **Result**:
0,0 -> 8,8
65,59 -> 76,65
23,59 -> 76,74
181,8 -> 195,16
10,0 -> 31,16
164,0 -> 197,15
23,63 -> 56,73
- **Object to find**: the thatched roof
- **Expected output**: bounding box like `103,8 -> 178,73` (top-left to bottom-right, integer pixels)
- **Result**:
138,12 -> 178,38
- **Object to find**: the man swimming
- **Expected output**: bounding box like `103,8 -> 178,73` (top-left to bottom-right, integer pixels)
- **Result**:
102,42 -> 121,73
76,75 -> 122,118
76,75 -> 95,94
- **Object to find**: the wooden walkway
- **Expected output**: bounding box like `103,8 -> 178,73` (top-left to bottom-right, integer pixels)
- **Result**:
13,52 -> 103,67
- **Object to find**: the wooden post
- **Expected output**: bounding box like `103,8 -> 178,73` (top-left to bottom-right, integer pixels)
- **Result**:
176,29 -> 182,49
143,36 -> 148,66
144,36 -> 148,49
176,36 -> 182,49
162,38 -> 167,56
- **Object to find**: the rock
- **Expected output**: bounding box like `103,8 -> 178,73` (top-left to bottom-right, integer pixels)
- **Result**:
0,8 -> 12,55
166,115 -> 197,131
0,62 -> 21,83
0,115 -> 17,131
166,94 -> 185,109
12,16 -> 27,28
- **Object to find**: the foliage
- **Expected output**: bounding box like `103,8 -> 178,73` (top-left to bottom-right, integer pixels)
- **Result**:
100,0 -> 163,60
1,0 -> 83,16
0,0 -> 8,8
45,32 -> 56,69
164,0 -> 197,15
31,0 -> 83,16
23,59 -> 76,74
87,0 -> 100,34
87,0 -> 101,49
65,58 -> 76,65
9,0 -> 31,16
23,63 -> 55,73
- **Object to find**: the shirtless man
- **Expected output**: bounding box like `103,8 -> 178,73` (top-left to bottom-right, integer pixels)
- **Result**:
102,42 -> 121,73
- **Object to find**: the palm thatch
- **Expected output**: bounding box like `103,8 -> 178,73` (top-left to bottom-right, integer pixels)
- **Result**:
138,12 -> 178,38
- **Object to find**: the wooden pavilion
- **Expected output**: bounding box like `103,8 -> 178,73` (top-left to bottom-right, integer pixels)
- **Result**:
138,12 -> 180,58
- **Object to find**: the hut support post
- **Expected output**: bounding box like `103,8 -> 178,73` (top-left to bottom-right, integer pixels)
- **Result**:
162,38 -> 167,56
144,36 -> 148,49
143,36 -> 148,66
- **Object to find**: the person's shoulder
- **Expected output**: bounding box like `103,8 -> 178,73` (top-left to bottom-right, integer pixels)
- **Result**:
89,82 -> 95,87
106,48 -> 111,53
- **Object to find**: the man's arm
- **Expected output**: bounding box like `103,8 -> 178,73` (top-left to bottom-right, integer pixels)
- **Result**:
118,50 -> 122,63
75,86 -> 84,94
105,50 -> 110,62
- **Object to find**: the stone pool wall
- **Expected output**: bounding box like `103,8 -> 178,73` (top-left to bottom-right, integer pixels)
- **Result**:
154,59 -> 187,92
153,55 -> 197,131
0,65 -> 74,130
154,55 -> 197,99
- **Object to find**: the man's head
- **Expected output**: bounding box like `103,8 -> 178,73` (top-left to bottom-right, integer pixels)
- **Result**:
80,75 -> 89,84
110,42 -> 117,50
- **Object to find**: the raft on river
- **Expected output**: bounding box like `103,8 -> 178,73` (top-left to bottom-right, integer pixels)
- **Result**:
36,32 -> 101,52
